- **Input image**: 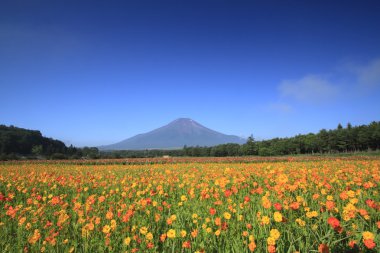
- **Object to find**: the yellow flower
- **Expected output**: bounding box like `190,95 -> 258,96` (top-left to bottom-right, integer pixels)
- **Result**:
223,212 -> 231,220
170,214 -> 177,221
146,232 -> 153,241
167,229 -> 176,239
349,198 -> 358,204
181,195 -> 187,201
215,230 -> 221,236
261,216 -> 270,225
180,230 -> 187,237
306,211 -> 318,218
124,237 -> 131,246
347,190 -> 355,198
362,231 -> 375,240
110,219 -> 117,230
295,218 -> 305,227
273,211 -> 283,222
102,225 -> 111,234
267,236 -> 276,246
140,226 -> 148,235
192,213 -> 198,219
270,229 -> 280,240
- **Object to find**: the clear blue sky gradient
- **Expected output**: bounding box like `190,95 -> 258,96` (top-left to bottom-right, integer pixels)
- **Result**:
1,1 -> 380,146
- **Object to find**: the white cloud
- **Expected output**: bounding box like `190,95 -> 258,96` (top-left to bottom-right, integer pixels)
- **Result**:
356,58 -> 380,88
279,75 -> 339,103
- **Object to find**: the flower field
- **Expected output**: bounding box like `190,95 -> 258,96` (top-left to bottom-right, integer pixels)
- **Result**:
0,158 -> 379,252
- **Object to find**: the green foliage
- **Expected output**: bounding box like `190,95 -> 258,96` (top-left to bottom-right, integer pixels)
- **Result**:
0,125 -> 98,160
181,121 -> 380,157
1,121 -> 379,160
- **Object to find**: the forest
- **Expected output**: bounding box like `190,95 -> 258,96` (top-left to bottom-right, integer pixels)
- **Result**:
1,121 -> 379,160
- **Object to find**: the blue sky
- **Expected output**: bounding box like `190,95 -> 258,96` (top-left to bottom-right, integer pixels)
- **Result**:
1,1 -> 380,147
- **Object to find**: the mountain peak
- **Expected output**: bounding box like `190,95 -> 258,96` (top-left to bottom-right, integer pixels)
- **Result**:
171,118 -> 195,124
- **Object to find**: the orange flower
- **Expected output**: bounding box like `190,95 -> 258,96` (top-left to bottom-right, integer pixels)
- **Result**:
363,239 -> 376,249
51,196 -> 60,205
289,202 -> 300,210
191,229 -> 198,238
6,206 -> 17,218
268,245 -> 276,253
318,244 -> 329,253
248,241 -> 256,252
182,241 -> 191,249
160,234 -> 167,242
215,217 -> 222,226
28,229 -> 41,245
325,201 -> 335,211
348,240 -> 356,249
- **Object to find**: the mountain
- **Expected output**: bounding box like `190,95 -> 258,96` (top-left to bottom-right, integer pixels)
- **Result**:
99,118 -> 246,150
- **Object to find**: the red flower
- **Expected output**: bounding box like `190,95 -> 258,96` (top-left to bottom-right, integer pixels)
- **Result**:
327,217 -> 343,233
224,189 -> 232,198
209,208 -> 216,215
327,217 -> 339,227
273,203 -> 282,211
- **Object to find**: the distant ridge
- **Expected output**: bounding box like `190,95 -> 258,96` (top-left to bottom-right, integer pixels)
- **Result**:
99,118 -> 246,150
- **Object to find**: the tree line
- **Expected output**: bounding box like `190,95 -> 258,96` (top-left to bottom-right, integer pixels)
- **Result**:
1,121 -> 379,160
181,122 -> 380,157
0,125 -> 99,160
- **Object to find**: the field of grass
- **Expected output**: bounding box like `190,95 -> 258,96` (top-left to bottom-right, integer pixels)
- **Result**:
0,157 -> 379,252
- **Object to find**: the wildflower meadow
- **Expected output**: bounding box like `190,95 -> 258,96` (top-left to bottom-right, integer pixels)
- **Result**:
0,158 -> 379,252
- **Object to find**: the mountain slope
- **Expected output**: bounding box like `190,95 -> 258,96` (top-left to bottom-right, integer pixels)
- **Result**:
100,118 -> 246,150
